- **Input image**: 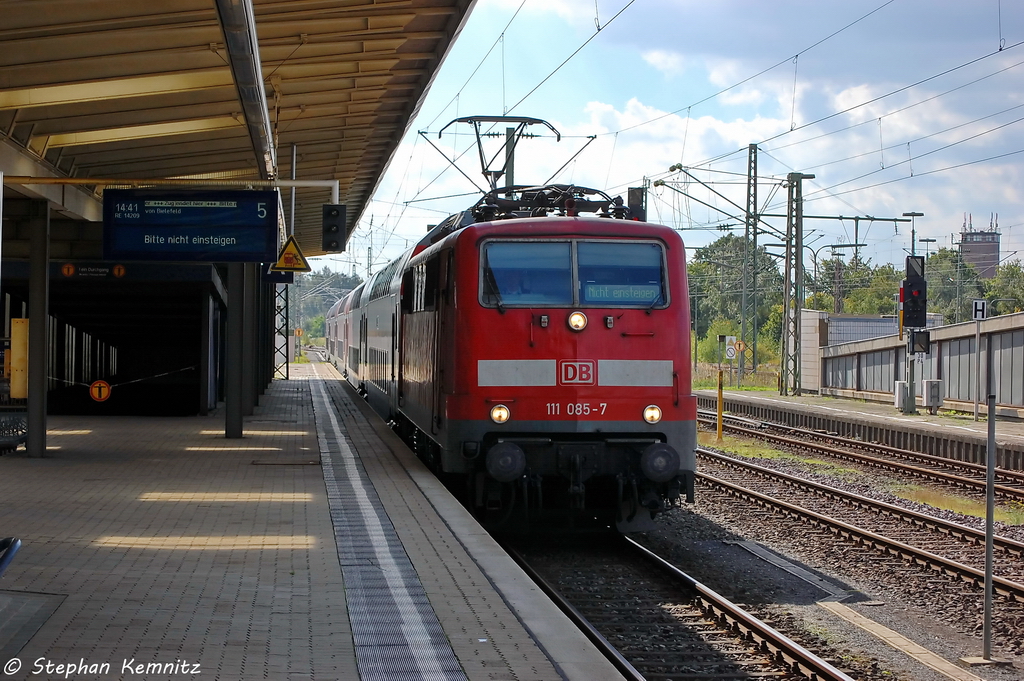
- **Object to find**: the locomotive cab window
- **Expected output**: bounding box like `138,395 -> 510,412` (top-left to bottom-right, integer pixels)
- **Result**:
480,239 -> 666,308
578,241 -> 664,307
481,242 -> 572,306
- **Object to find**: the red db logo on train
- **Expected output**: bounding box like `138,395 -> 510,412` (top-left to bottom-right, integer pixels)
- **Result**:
558,360 -> 596,385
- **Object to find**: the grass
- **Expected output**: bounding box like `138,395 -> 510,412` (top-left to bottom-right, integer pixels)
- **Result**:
698,431 -> 862,479
703,431 -> 1024,525
693,364 -> 780,391
693,379 -> 777,391
886,484 -> 1024,526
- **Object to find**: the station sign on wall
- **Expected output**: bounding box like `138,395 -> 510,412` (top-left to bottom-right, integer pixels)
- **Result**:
103,189 -> 279,262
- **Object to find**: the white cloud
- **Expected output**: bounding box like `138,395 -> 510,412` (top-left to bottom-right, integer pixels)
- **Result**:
642,49 -> 685,77
323,0 -> 1024,275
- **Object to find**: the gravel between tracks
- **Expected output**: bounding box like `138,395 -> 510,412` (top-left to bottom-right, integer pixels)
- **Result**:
636,452 -> 1024,681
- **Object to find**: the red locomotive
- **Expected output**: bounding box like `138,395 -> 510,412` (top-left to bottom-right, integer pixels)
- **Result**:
326,184 -> 696,530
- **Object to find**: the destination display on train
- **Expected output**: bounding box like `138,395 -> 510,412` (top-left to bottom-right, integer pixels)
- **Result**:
103,189 -> 279,262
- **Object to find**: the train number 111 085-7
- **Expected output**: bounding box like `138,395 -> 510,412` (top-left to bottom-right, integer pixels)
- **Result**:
546,402 -> 607,416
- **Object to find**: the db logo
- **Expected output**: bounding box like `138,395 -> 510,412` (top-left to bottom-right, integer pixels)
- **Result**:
559,360 -> 596,385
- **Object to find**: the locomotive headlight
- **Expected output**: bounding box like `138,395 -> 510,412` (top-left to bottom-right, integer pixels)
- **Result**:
643,405 -> 662,424
490,404 -> 511,424
567,311 -> 588,331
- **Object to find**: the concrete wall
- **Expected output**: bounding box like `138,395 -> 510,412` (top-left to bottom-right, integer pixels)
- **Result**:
814,310 -> 1024,418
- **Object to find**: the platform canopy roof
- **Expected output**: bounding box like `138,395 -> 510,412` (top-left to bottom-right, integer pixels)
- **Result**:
0,0 -> 475,258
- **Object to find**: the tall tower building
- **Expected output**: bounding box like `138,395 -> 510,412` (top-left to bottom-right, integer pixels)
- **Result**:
957,213 -> 1000,279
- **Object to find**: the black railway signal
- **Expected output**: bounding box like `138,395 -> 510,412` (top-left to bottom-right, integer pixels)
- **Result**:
903,275 -> 927,328
902,255 -> 927,328
322,204 -> 346,252
910,329 -> 930,354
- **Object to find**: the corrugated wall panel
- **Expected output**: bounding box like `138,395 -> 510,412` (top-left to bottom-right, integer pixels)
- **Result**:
1013,330 -> 1024,406
818,314 -> 1023,409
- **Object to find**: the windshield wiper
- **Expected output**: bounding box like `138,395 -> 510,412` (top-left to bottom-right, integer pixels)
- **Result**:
484,267 -> 505,313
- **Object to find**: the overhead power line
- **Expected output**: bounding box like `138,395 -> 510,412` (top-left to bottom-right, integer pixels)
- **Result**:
611,0 -> 898,137
508,0 -> 637,113
764,55 -> 1024,154
756,37 -> 1024,149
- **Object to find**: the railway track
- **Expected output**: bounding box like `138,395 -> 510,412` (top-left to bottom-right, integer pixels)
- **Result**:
696,447 -> 1024,604
697,410 -> 1024,501
507,535 -> 854,681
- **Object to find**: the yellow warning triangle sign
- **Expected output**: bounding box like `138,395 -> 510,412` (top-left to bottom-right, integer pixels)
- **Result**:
270,236 -> 311,272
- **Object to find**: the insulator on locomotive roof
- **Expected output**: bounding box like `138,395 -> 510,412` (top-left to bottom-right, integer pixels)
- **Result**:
474,202 -> 499,222
612,196 -> 627,220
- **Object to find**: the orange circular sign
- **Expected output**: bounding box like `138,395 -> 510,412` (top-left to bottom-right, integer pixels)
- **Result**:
89,380 -> 112,402
113,264 -> 126,278
62,263 -> 76,277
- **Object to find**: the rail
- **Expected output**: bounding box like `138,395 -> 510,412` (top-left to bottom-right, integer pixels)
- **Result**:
508,537 -> 856,681
626,537 -> 856,681
505,545 -> 645,681
697,447 -> 1024,559
697,410 -> 1024,501
697,468 -> 1024,603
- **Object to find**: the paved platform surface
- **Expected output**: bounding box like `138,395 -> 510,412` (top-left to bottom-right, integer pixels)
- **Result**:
696,389 -> 1024,447
0,363 -> 616,680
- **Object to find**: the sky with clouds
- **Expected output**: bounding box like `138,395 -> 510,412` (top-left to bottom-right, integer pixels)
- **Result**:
312,0 -> 1024,280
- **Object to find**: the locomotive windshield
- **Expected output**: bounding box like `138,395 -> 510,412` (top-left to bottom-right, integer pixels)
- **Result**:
481,240 -> 666,308
481,242 -> 573,306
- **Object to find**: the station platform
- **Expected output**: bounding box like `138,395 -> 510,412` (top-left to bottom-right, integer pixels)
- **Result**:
0,363 -> 618,680
696,389 -> 1024,469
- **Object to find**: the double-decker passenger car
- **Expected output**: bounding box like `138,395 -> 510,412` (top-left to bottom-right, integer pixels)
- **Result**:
326,185 -> 696,530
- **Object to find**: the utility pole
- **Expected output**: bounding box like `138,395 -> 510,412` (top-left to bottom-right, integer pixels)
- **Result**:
742,144 -> 757,378
781,172 -> 813,396
904,212 -> 923,256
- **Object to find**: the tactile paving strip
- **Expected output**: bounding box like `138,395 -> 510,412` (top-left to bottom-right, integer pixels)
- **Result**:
310,377 -> 467,681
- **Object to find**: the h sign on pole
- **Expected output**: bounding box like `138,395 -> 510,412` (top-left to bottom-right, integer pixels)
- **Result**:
973,299 -> 988,321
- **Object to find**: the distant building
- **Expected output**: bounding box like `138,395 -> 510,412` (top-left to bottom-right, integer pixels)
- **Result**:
957,214 -> 1000,279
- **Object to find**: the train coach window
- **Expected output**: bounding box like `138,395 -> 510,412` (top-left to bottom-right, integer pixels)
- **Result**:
402,257 -> 442,313
578,241 -> 665,307
482,242 -> 572,306
423,256 -> 440,310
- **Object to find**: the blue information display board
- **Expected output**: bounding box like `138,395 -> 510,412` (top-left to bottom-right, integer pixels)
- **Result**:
103,189 -> 279,262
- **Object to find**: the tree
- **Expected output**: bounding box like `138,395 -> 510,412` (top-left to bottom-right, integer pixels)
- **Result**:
815,254 -> 872,313
805,291 -> 835,313
696,317 -> 740,364
984,260 -> 1024,315
924,248 -> 984,324
688,234 -> 783,344
842,263 -> 901,315
757,303 -> 784,360
305,314 -> 325,338
294,267 -> 363,333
